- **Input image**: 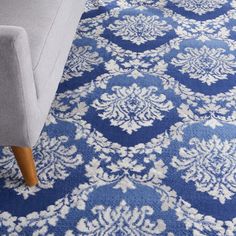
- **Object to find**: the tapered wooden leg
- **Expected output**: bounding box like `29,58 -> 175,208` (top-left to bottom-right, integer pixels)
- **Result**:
11,146 -> 38,186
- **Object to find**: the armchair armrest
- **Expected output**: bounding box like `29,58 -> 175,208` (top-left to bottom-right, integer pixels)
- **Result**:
0,26 -> 40,147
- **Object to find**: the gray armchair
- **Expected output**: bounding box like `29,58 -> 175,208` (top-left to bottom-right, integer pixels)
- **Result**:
0,0 -> 85,186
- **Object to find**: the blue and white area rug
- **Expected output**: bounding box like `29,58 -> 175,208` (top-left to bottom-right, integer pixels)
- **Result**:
1,0 -> 236,235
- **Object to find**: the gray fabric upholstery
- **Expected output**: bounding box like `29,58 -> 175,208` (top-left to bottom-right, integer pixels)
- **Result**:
0,26 -> 40,146
0,0 -> 63,68
34,0 -> 84,98
0,0 -> 85,147
38,4 -> 85,119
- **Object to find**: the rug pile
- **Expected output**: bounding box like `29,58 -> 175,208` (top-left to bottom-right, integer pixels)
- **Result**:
1,0 -> 236,235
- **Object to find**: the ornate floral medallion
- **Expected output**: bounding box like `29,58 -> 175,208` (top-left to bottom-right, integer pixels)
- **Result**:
172,135 -> 236,204
92,83 -> 174,134
171,46 -> 236,85
108,14 -> 172,45
170,0 -> 227,15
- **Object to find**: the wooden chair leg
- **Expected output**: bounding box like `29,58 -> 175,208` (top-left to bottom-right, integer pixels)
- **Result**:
11,146 -> 38,187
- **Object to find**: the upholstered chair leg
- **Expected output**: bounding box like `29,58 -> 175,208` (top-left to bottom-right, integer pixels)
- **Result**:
11,146 -> 38,186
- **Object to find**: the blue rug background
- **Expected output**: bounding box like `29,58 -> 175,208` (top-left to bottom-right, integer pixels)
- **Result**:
1,0 -> 236,235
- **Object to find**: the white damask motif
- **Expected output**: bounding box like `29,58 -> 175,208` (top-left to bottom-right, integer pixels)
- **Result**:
117,0 -> 167,9
108,14 -> 172,45
174,20 -> 230,42
180,102 -> 236,129
126,0 -> 158,4
170,0 -> 227,15
0,155 -> 176,235
176,199 -> 225,235
85,127 -> 171,159
92,83 -> 174,134
195,103 -> 236,129
77,200 -> 166,235
172,135 -> 236,204
86,155 -> 177,211
0,183 -> 96,235
0,132 -> 83,199
105,58 -> 168,79
171,46 -> 236,85
85,0 -> 113,12
86,157 -> 166,192
51,89 -> 89,123
225,218 -> 236,235
63,45 -> 103,81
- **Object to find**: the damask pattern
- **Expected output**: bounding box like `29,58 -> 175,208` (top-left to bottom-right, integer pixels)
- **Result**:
108,14 -> 172,45
77,200 -> 166,235
93,83 -> 173,134
0,133 -> 84,199
171,46 -> 236,85
170,0 -> 227,15
63,45 -> 103,81
172,135 -> 236,204
117,0 -> 167,9
1,0 -> 236,235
